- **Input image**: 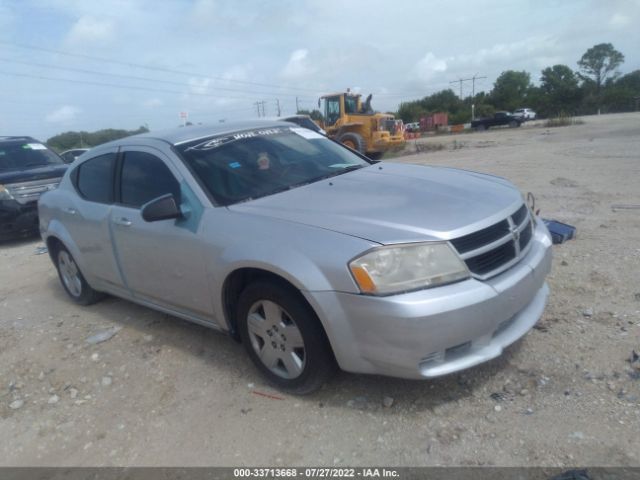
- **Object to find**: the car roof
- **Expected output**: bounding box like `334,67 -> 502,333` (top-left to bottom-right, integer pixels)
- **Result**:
0,136 -> 39,143
98,120 -> 297,148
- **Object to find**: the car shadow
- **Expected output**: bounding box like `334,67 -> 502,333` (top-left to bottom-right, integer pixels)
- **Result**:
0,232 -> 42,248
46,276 -> 526,412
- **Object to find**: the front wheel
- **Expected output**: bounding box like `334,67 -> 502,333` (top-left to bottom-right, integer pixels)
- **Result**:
338,132 -> 365,154
237,281 -> 336,394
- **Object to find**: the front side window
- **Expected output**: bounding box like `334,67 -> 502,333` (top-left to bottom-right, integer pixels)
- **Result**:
177,127 -> 369,206
324,97 -> 341,126
76,153 -> 115,203
119,151 -> 180,208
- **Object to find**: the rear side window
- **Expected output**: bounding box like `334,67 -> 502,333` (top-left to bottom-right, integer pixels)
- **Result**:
119,151 -> 180,208
76,153 -> 115,203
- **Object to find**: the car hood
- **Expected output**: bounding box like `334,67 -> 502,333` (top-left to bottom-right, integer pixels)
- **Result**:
0,164 -> 68,185
229,163 -> 523,244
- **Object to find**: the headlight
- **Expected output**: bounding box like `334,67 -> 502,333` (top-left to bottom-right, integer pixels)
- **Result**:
0,184 -> 14,201
349,242 -> 470,295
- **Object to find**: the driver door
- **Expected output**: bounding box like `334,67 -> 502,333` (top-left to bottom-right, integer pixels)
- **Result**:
109,147 -> 213,319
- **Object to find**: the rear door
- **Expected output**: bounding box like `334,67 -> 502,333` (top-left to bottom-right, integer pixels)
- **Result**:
65,150 -> 125,291
109,146 -> 214,319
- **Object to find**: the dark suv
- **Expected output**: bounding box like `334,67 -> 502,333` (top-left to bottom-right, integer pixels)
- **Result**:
0,136 -> 68,239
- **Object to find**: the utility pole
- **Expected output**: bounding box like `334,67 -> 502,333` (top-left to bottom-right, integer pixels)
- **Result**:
254,100 -> 267,117
276,98 -> 281,116
450,78 -> 468,98
471,74 -> 487,98
295,96 -> 300,113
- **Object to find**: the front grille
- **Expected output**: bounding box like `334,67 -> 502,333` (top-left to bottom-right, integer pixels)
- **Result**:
450,220 -> 510,254
519,220 -> 533,250
6,178 -> 60,205
512,204 -> 528,225
450,204 -> 534,279
464,241 -> 516,275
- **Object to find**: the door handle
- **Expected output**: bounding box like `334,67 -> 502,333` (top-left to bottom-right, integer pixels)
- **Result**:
113,217 -> 132,227
65,207 -> 77,215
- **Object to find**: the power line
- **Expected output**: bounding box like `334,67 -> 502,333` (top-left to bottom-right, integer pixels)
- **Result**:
0,41 -> 474,101
0,40 -> 323,93
449,74 -> 486,98
0,70 -> 273,101
0,57 -> 318,100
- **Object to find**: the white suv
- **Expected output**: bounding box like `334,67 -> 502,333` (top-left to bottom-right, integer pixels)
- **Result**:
513,108 -> 536,121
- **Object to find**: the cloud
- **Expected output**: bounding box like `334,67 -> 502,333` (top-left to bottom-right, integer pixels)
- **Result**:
281,49 -> 315,79
414,52 -> 448,81
188,77 -> 212,95
65,16 -> 115,46
45,106 -> 81,124
609,13 -> 630,27
455,36 -> 557,68
142,98 -> 164,108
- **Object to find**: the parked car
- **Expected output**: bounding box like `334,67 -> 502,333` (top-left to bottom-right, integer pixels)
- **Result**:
513,108 -> 536,121
405,122 -> 420,133
471,112 -> 523,131
60,148 -> 90,164
0,136 -> 68,239
38,121 -> 552,393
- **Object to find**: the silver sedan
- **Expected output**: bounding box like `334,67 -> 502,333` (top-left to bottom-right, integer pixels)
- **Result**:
38,121 -> 552,393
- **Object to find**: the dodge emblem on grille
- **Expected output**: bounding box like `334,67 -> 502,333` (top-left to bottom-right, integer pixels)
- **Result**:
510,226 -> 520,242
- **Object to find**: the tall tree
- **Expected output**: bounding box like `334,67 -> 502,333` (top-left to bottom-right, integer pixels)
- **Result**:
490,70 -> 532,111
540,64 -> 582,115
577,43 -> 624,93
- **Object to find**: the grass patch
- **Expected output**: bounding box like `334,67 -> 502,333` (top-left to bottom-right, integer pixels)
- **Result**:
415,142 -> 446,153
544,115 -> 585,128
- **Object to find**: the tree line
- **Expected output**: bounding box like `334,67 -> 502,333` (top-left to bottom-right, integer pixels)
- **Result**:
46,126 -> 149,152
397,43 -> 638,125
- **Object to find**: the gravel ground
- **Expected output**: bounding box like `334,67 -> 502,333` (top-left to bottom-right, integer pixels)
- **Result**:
1,112 -> 639,467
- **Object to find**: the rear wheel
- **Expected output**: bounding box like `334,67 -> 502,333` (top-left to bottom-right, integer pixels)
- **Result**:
475,124 -> 487,132
509,120 -> 519,128
338,132 -> 365,154
237,281 -> 336,394
54,244 -> 104,305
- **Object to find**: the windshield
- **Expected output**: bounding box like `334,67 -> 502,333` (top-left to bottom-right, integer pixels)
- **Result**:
176,127 -> 369,206
0,140 -> 64,172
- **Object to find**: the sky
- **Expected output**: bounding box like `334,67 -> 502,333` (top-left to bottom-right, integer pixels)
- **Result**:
1,0 -> 639,141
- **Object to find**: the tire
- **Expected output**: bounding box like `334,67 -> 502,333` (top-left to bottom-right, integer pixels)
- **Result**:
53,244 -> 104,306
237,280 -> 337,394
338,132 -> 365,154
509,120 -> 519,128
475,124 -> 487,132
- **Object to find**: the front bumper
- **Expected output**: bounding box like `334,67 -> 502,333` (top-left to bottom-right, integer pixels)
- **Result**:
0,200 -> 39,239
304,219 -> 552,379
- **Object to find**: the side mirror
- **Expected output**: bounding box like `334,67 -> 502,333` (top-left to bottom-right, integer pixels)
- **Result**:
141,194 -> 181,222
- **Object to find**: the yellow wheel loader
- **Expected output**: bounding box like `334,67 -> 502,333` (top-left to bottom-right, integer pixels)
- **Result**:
317,91 -> 405,159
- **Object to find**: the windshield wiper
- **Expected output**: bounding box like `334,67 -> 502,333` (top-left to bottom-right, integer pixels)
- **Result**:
312,164 -> 365,182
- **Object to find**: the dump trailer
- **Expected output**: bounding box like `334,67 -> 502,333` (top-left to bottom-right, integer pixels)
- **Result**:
317,91 -> 405,159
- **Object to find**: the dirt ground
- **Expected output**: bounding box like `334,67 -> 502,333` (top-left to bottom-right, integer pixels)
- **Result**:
1,112 -> 639,467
